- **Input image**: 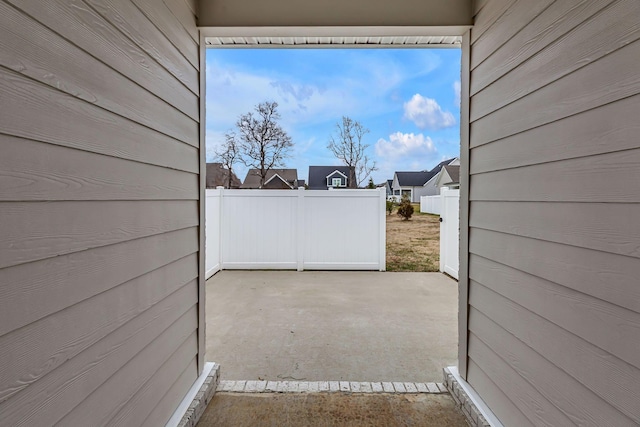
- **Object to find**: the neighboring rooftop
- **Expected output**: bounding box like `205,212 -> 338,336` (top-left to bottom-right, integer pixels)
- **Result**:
394,158 -> 457,187
240,168 -> 299,189
442,165 -> 460,185
394,171 -> 433,187
307,166 -> 354,189
206,163 -> 241,189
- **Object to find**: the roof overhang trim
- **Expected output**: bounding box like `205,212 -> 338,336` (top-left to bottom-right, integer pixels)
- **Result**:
263,173 -> 295,189
201,27 -> 466,47
326,170 -> 348,179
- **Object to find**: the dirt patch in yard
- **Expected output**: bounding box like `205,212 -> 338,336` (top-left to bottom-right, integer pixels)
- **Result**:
386,205 -> 440,272
199,393 -> 467,427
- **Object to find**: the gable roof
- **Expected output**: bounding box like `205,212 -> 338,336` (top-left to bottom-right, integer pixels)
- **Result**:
394,171 -> 432,187
240,168 -> 298,189
263,172 -> 295,189
435,158 -> 458,170
206,163 -> 241,188
308,166 -> 354,189
442,165 -> 460,184
326,169 -> 348,179
394,158 -> 458,187
423,158 -> 458,186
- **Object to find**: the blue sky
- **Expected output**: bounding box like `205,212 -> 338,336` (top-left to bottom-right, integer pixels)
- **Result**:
205,48 -> 461,184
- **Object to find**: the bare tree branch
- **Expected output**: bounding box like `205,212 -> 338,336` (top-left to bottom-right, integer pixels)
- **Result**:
235,101 -> 293,187
214,131 -> 240,189
327,116 -> 377,187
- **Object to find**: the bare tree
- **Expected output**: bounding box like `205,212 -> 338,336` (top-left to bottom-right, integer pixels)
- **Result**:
327,116 -> 377,187
214,131 -> 240,189
235,101 -> 293,187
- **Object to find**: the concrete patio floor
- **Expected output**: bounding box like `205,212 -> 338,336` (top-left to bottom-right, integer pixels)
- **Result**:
205,271 -> 458,383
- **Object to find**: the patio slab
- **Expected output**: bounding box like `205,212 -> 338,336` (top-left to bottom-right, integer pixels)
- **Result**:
205,271 -> 458,382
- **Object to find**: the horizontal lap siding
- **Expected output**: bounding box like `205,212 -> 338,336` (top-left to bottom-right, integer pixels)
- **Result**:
467,0 -> 640,425
0,0 -> 200,425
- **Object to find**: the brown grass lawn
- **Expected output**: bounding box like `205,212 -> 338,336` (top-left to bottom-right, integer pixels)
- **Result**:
386,204 -> 440,272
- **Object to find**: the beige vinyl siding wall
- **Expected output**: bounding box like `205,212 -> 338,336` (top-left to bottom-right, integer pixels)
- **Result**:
0,0 -> 201,425
466,0 -> 640,425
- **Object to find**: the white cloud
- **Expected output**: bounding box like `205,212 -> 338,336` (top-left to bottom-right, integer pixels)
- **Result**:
403,94 -> 456,130
270,81 -> 318,102
205,130 -> 227,162
454,81 -> 461,106
375,132 -> 437,159
205,58 -> 408,134
205,50 -> 445,136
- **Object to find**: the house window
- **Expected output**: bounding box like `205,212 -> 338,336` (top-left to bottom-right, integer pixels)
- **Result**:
402,189 -> 411,197
331,177 -> 342,187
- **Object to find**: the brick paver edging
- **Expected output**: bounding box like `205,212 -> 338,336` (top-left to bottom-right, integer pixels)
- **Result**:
176,363 -> 220,427
443,367 -> 491,427
217,380 -> 448,394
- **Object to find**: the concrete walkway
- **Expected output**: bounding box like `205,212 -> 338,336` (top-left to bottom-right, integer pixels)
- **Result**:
205,271 -> 458,383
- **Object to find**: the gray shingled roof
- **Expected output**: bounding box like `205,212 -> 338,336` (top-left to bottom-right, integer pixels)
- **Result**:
442,165 -> 460,184
395,158 -> 457,187
307,166 -> 354,189
240,168 -> 298,189
206,163 -> 241,188
394,171 -> 433,187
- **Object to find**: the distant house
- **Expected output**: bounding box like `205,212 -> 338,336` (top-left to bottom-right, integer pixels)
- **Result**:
206,162 -> 241,189
307,166 -> 355,190
421,158 -> 460,196
391,171 -> 432,202
240,168 -> 299,189
392,158 -> 458,202
435,165 -> 460,191
377,179 -> 393,197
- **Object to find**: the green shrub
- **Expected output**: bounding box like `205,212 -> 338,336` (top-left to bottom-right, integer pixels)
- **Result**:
386,200 -> 395,215
396,195 -> 414,220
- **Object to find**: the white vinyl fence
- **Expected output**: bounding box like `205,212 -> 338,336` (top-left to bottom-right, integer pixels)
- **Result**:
420,195 -> 441,215
206,187 -> 386,277
439,188 -> 460,279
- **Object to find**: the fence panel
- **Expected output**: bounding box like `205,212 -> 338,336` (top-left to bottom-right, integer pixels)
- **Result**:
420,195 -> 442,215
303,190 -> 385,270
205,189 -> 221,278
221,190 -> 298,270
206,187 -> 385,273
439,188 -> 460,279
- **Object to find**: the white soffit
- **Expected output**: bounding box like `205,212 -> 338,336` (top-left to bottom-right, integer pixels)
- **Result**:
202,27 -> 464,47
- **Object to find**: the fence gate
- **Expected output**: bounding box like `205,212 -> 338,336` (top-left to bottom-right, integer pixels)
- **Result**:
439,188 -> 460,279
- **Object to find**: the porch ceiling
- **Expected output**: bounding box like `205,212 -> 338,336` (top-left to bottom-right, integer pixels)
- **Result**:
197,0 -> 471,45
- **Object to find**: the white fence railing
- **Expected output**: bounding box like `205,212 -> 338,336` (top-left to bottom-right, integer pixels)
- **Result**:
206,187 -> 386,277
439,188 -> 460,279
420,195 -> 441,215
